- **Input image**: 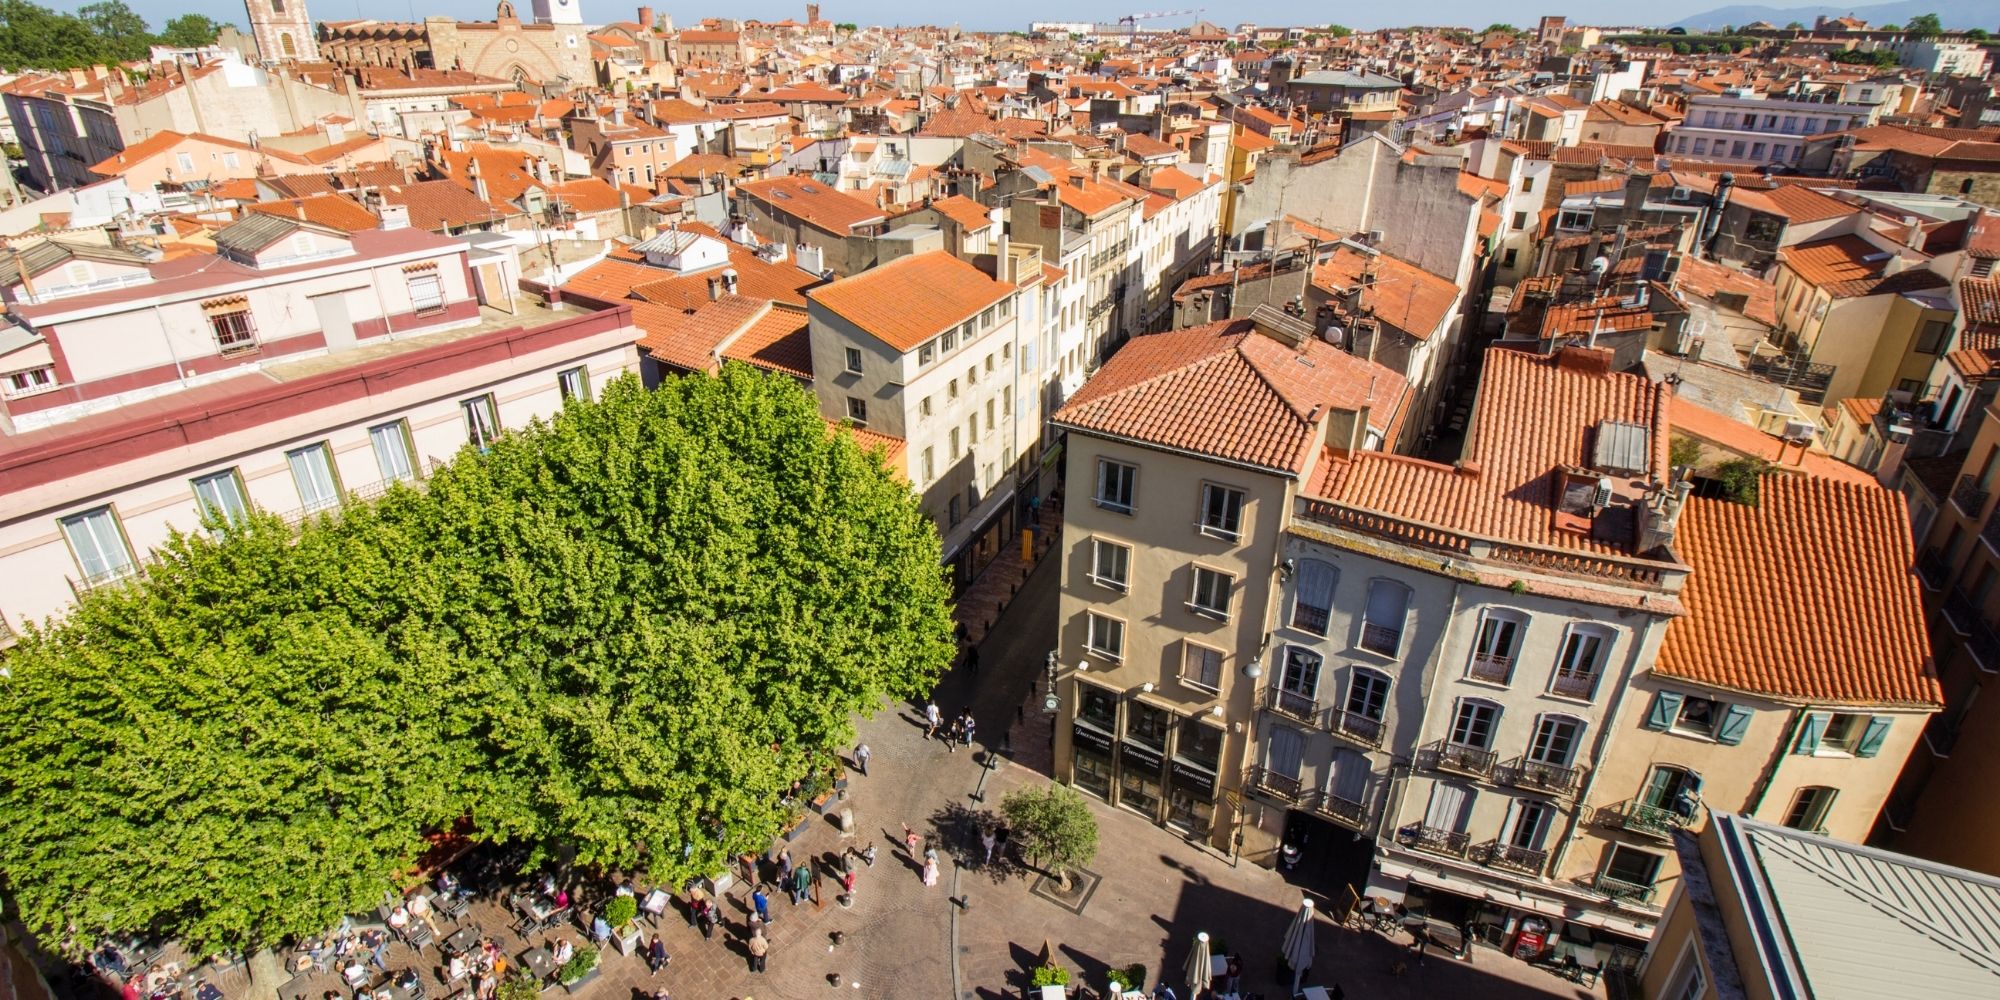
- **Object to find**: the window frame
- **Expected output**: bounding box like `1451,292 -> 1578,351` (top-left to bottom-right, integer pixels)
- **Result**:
1188,564 -> 1234,619
1095,458 -> 1137,514
1089,537 -> 1130,591
1449,698 -> 1501,750
1289,558 -> 1336,636
1671,693 -> 1724,739
1181,640 -> 1223,693
3,364 -> 57,397
1196,482 -> 1246,540
1548,623 -> 1612,701
210,308 -> 259,356
1358,578 -> 1410,657
407,272 -> 447,317
845,396 -> 868,425
1783,785 -> 1838,833
1085,611 -> 1126,661
461,393 -> 501,449
557,365 -> 591,403
1346,667 -> 1390,721
1528,713 -> 1584,767
1468,608 -> 1528,684
59,505 -> 138,585
368,419 -> 418,483
285,442 -> 342,513
190,468 -> 250,526
843,346 -> 864,375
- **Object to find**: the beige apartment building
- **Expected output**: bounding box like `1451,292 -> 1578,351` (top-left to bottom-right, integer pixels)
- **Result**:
1050,316 -> 1410,849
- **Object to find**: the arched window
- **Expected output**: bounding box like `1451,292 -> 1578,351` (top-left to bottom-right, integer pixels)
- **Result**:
1468,608 -> 1528,684
1359,578 -> 1410,656
1288,558 -> 1336,635
1549,623 -> 1614,701
280,33 -> 297,58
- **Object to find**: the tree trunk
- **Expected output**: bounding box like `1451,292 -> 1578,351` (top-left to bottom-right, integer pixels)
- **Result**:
1056,866 -> 1071,892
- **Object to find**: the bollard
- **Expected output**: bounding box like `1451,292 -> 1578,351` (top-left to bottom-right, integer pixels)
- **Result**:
837,805 -> 855,837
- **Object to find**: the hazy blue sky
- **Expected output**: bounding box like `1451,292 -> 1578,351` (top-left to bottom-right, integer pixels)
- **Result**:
111,1 -> 1735,35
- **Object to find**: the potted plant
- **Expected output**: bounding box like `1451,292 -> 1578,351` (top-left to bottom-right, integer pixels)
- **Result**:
557,945 -> 600,994
1028,964 -> 1070,998
495,973 -> 541,1000
603,896 -> 642,956
1104,963 -> 1146,998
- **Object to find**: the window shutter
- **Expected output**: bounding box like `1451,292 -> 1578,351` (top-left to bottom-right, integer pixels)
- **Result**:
1716,705 -> 1754,746
1855,716 -> 1892,758
1792,712 -> 1828,755
1643,691 -> 1682,731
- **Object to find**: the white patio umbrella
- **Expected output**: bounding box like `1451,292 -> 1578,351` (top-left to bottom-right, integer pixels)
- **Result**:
1281,897 -> 1318,994
1184,930 -> 1212,995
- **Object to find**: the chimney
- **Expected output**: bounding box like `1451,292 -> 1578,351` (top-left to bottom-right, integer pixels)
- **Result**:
708,276 -> 722,301
1623,172 -> 1651,221
293,199 -> 307,221
468,158 -> 489,203
638,5 -> 655,30
722,267 -> 739,295
1556,344 -> 1615,374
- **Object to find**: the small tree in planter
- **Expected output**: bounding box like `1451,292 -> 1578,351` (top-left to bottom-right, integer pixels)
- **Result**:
1029,963 -> 1070,997
603,896 -> 642,956
1001,785 -> 1098,890
557,945 -> 600,994
496,973 -> 541,1000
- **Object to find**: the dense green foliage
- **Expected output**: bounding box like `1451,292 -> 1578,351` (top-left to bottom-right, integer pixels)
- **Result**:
1001,784 -> 1098,882
0,369 -> 955,956
1833,48 -> 1902,66
1712,459 -> 1769,506
1906,14 -> 1943,37
1610,33 -> 1761,54
0,1 -> 225,70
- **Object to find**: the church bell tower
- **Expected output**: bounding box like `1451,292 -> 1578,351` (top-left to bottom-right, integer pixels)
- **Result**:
244,0 -> 320,63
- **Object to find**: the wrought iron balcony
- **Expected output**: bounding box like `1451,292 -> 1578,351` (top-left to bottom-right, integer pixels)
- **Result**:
1916,547 -> 1949,592
1328,709 -> 1385,749
1290,603 -> 1330,636
1397,824 -> 1471,859
1595,798 -> 1692,839
1466,652 -> 1513,684
1968,616 -> 2000,673
1954,475 -> 1992,517
1245,765 -> 1305,804
1475,840 -> 1548,877
1942,587 -> 1979,636
1359,621 -> 1402,657
1264,686 -> 1321,725
1592,873 -> 1659,906
1417,739 -> 1498,778
1314,791 -> 1367,830
1549,668 -> 1599,701
1497,756 -> 1582,795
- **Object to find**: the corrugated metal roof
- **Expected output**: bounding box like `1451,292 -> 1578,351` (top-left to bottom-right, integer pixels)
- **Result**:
1592,419 -> 1650,475
0,238 -> 151,286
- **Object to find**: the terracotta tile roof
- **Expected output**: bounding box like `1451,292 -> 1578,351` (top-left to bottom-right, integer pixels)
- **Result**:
1318,347 -> 1670,557
634,295 -> 767,373
1780,237 -> 1949,299
1756,184 -> 1854,224
721,301 -> 813,379
1052,177 -> 1132,217
1123,133 -> 1178,159
739,175 -> 885,233
924,194 -> 994,231
1666,402 -> 1875,486
247,194 -> 379,232
807,251 -> 1012,353
1312,246 -> 1458,340
1658,475 -> 1940,707
378,180 -> 518,232
1966,210 -> 2000,260
1053,320 -> 1408,476
1962,275 -> 2000,328
1672,256 -> 1778,327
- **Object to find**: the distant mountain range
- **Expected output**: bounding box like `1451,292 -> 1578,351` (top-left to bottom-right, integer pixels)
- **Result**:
1669,1 -> 1998,31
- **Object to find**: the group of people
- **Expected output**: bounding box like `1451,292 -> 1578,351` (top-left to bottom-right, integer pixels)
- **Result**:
920,701 -> 976,751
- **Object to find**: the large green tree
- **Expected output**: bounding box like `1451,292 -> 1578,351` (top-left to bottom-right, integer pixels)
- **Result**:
77,1 -> 149,61
159,14 -> 226,48
0,368 -> 955,955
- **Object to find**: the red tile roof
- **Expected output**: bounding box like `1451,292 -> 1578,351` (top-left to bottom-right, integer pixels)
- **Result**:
1780,236 -> 1949,299
247,194 -> 379,232
1658,475 -> 1940,707
807,251 -> 1012,353
1053,320 -> 1408,476
721,301 -> 813,379
738,175 -> 885,233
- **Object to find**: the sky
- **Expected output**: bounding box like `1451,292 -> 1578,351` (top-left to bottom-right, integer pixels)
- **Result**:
104,0 -> 1739,35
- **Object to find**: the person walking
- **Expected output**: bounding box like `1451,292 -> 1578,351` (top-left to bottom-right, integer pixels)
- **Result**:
776,850 -> 793,887
789,862 -> 810,906
751,885 -> 771,925
960,712 -> 976,750
746,930 -> 769,974
923,701 -> 941,740
646,934 -> 669,975
945,713 -> 963,753
853,743 -> 871,776
903,824 -> 922,859
695,900 -> 716,941
980,828 -> 997,865
921,855 -> 939,888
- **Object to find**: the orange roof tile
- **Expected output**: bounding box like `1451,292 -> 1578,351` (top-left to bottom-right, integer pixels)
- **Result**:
634,295 -> 767,373
1312,246 -> 1459,340
738,175 -> 885,233
1053,320 -> 1408,476
721,301 -> 813,380
807,251 -> 1012,353
247,194 -> 378,233
1658,475 -> 1940,707
1780,236 -> 1950,299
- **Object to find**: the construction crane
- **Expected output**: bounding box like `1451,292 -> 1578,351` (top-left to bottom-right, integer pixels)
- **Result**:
1117,9 -> 1203,36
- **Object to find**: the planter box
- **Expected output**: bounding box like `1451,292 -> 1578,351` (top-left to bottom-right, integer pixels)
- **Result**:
614,925 -> 643,956
809,792 -> 834,815
560,968 -> 600,995
782,817 -> 809,842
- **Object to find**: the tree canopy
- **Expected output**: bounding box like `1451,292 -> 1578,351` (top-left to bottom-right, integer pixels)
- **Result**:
0,0 -> 226,70
1905,13 -> 1943,37
1001,784 -> 1098,884
0,368 -> 955,956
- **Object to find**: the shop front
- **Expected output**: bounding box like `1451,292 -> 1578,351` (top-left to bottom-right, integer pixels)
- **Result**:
1062,682 -> 1228,845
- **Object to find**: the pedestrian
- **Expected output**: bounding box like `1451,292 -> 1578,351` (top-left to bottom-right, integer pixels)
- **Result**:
746,930 -> 769,973
861,843 -> 877,867
945,714 -> 962,752
790,863 -> 810,906
752,885 -> 771,925
960,712 -> 976,750
980,828 -> 997,865
696,901 -> 716,941
1030,494 -> 1042,522
903,824 -> 922,859
1413,928 -> 1428,965
921,856 -> 939,887
853,742 -> 871,776
923,701 -> 941,739
646,934 -> 669,975
777,849 -> 793,886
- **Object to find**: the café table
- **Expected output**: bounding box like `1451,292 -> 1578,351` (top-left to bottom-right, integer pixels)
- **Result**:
519,948 -> 556,983
640,890 -> 670,925
442,927 -> 481,958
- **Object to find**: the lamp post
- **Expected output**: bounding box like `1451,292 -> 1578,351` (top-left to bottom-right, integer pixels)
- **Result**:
1042,650 -> 1060,714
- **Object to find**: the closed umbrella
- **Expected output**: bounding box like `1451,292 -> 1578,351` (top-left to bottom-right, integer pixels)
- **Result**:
1281,898 -> 1318,994
1184,930 -> 1212,995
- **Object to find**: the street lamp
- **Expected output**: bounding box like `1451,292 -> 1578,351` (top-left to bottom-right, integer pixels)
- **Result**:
1043,650 -> 1060,713
1244,655 -> 1263,680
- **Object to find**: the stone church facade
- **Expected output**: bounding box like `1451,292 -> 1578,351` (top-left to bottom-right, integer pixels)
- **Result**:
319,2 -> 592,86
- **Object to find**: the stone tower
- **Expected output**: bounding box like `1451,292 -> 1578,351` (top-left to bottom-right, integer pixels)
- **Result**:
245,0 -> 320,63
531,0 -> 584,25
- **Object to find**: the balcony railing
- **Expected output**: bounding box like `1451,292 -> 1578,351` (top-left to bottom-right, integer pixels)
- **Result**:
1497,756 -> 1582,795
1916,547 -> 1949,592
1290,604 -> 1330,636
1592,873 -> 1659,906
1466,653 -> 1513,684
1264,686 -> 1321,725
1596,799 -> 1692,839
1359,622 -> 1402,657
1954,475 -> 1992,517
1245,765 -> 1305,803
1968,617 -> 2000,673
1549,668 -> 1599,701
1397,824 -> 1471,859
1328,709 -> 1385,749
1417,739 -> 1498,778
1476,841 -> 1548,877
1942,587 -> 1979,636
1983,512 -> 2000,557
1314,792 -> 1367,830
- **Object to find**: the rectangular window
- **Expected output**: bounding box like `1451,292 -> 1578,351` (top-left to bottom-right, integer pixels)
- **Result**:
966,365 -> 977,386
1784,786 -> 1838,832
1090,538 -> 1129,590
1511,211 -> 1526,230
408,273 -> 446,316
984,353 -> 995,373
190,469 -> 249,525
1603,844 -> 1663,888
369,421 -> 416,482
1501,248 -> 1518,268
949,427 -> 961,460
1182,642 -> 1222,691
1086,612 -> 1125,660
1916,319 -> 1950,355
1550,626 -> 1608,700
1818,713 -> 1868,753
1673,694 -> 1722,738
461,394 -> 500,448
4,365 -> 56,397
1126,702 -> 1168,751
1360,579 -> 1409,656
919,341 -> 935,364
920,396 -> 932,417
1749,141 -> 1766,160
1529,715 -> 1581,766
286,443 -> 341,512
948,378 -> 959,400
846,397 -> 868,424
1095,459 -> 1136,513
941,329 -> 956,351
844,347 -> 863,374
1520,176 -> 1534,193
1692,138 -> 1708,155
1508,799 -> 1553,850
920,447 -> 935,483
984,399 -> 994,432
61,506 -> 136,583
1662,941 -> 1706,1000
557,365 -> 591,402
1280,646 -> 1322,698
209,308 -> 259,355
1189,566 -> 1233,618
1449,700 -> 1499,750
1197,483 -> 1245,540
1290,559 -> 1336,635
948,494 -> 961,527
1470,611 -> 1524,683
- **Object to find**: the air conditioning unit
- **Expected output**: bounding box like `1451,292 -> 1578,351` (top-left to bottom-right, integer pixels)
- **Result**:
1592,477 -> 1614,511
1780,419 -> 1815,444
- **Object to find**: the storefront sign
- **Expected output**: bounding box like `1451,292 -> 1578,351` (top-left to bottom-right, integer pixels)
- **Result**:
1122,741 -> 1164,772
1171,759 -> 1217,797
1072,721 -> 1114,754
